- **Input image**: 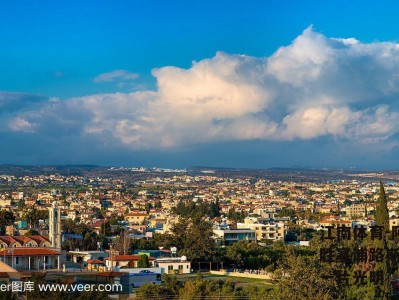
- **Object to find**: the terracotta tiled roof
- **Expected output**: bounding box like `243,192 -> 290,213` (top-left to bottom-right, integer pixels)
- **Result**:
89,220 -> 107,228
0,261 -> 17,272
0,248 -> 60,256
0,235 -> 50,247
11,236 -> 32,245
0,236 -> 15,246
87,259 -> 104,264
24,235 -> 50,245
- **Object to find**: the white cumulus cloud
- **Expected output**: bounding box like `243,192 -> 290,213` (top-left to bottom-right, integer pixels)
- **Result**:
5,27 -> 399,151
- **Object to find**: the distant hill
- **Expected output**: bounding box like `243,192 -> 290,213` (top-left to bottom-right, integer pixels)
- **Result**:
0,164 -> 398,183
0,164 -> 105,176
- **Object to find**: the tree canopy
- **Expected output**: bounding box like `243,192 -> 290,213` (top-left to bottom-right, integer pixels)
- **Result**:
0,210 -> 15,235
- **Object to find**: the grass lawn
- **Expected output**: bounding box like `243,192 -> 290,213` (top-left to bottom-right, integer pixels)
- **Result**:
175,272 -> 275,287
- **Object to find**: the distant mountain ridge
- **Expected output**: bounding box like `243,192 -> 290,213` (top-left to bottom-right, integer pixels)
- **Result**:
0,164 -> 397,183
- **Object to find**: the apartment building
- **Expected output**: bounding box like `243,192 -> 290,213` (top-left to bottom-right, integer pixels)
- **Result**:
346,203 -> 366,218
213,228 -> 256,245
237,217 -> 287,241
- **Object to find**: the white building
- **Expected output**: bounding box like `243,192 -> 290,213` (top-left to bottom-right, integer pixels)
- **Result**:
0,247 -> 62,271
213,228 -> 256,245
68,250 -> 109,264
154,257 -> 191,274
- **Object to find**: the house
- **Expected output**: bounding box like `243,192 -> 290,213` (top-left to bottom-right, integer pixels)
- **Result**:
0,199 -> 12,207
125,213 -> 149,225
105,255 -> 155,269
67,250 -> 108,265
319,217 -> 352,228
37,192 -> 54,204
390,217 -> 399,230
148,218 -> 168,229
154,257 -> 191,274
89,219 -> 108,234
0,247 -> 62,271
87,259 -> 106,272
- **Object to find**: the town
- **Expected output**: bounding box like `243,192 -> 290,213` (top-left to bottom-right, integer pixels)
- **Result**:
0,166 -> 398,298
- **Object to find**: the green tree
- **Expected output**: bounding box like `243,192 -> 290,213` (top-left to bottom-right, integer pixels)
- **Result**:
136,275 -> 181,300
25,208 -> 48,228
130,238 -> 158,251
172,199 -> 220,219
374,181 -> 391,299
136,283 -> 167,300
0,210 -> 15,235
0,291 -> 16,300
170,216 -> 216,261
17,198 -> 25,208
225,240 -> 272,269
227,207 -> 247,222
61,219 -> 101,251
179,278 -> 245,300
108,214 -> 124,225
82,231 -> 101,250
137,254 -> 151,268
100,220 -> 111,236
272,249 -> 340,300
276,208 -> 296,219
25,229 -> 40,236
376,181 -> 389,232
75,290 -> 110,300
153,232 -> 175,250
136,274 -> 273,300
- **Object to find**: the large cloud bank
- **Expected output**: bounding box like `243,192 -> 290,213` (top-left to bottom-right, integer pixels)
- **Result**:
4,27 -> 399,150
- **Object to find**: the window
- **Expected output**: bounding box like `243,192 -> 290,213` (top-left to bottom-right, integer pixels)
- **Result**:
168,265 -> 173,271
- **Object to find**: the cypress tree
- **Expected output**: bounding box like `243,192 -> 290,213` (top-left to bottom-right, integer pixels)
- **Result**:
376,181 -> 389,232
375,181 -> 390,299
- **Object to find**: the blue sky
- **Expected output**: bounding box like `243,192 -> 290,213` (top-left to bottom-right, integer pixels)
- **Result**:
2,1 -> 399,169
3,0 -> 399,98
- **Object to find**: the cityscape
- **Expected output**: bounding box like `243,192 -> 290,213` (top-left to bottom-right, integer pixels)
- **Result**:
0,165 -> 398,299
3,0 -> 399,299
